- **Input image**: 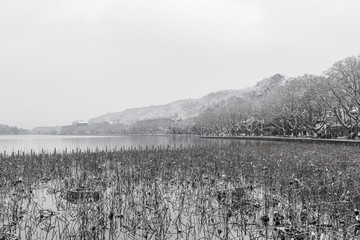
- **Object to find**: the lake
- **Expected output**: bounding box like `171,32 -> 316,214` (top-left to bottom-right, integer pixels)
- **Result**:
0,134 -> 246,153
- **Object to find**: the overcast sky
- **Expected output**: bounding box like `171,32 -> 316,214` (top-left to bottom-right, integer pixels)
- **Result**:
1,0 -> 360,129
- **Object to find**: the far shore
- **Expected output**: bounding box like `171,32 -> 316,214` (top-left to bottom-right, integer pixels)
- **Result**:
200,135 -> 360,145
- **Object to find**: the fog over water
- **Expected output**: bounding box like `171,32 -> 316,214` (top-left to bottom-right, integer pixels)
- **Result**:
0,135 -> 242,153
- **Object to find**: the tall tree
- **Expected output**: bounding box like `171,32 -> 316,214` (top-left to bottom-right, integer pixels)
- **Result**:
322,55 -> 360,136
294,74 -> 328,134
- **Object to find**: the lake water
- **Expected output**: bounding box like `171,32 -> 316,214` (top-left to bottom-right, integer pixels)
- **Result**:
0,135 -> 243,153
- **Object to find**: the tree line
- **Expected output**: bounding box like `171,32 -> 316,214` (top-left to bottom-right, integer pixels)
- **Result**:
189,54 -> 360,138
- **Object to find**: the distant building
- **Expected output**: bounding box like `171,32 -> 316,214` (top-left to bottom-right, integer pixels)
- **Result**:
72,120 -> 88,126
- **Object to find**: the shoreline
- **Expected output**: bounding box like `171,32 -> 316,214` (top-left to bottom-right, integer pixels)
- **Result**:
200,135 -> 360,145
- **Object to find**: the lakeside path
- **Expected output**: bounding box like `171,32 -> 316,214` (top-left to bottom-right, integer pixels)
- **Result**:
200,135 -> 360,145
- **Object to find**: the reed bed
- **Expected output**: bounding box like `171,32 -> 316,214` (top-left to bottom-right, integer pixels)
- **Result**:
0,142 -> 360,239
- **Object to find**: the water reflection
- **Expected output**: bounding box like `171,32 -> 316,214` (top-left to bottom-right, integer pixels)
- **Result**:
0,135 -> 268,153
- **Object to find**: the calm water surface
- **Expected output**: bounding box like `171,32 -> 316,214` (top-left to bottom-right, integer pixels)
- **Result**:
0,135 -> 244,153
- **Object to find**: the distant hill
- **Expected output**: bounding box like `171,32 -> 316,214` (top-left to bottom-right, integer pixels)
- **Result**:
88,89 -> 248,125
0,124 -> 28,135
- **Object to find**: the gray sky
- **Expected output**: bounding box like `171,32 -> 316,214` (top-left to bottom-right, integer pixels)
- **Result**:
1,0 -> 360,129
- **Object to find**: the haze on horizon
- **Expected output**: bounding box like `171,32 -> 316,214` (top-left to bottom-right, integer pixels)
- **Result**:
1,0 -> 359,129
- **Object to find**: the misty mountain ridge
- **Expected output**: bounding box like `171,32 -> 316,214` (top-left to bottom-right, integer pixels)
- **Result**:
89,74 -> 285,125
89,89 -> 248,125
